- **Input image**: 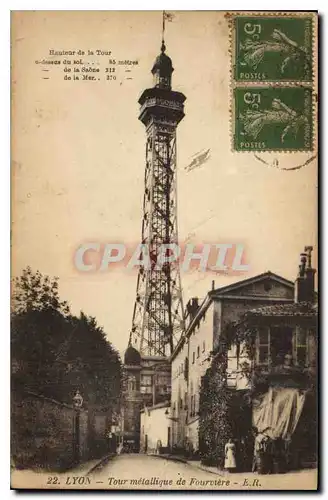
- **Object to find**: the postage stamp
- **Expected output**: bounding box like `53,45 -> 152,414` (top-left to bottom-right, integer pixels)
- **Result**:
233,15 -> 314,82
233,86 -> 313,152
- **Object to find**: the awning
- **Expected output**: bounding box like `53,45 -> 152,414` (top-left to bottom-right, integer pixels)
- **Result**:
252,387 -> 307,441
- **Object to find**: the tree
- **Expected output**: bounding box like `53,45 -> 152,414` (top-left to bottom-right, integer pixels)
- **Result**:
11,266 -> 70,316
11,267 -> 122,408
57,312 -> 122,407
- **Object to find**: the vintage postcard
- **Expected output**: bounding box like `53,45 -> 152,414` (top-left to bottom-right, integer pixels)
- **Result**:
11,11 -> 318,491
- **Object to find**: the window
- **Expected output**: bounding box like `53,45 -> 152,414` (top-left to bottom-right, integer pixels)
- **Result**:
184,357 -> 189,381
192,351 -> 195,364
197,346 -> 200,358
190,395 -> 194,417
155,373 -> 171,395
202,340 -> 205,352
190,393 -> 197,418
140,374 -> 152,394
270,326 -> 293,366
296,328 -> 307,367
307,329 -> 316,368
257,327 -> 270,367
190,382 -> 194,416
256,326 -> 295,369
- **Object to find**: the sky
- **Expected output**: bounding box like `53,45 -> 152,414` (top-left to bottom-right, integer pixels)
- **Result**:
11,11 -> 317,356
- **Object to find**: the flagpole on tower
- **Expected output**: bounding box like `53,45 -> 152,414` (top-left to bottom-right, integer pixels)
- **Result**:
162,10 -> 165,44
161,11 -> 174,51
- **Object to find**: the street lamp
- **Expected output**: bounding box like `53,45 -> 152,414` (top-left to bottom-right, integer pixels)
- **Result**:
73,390 -> 83,464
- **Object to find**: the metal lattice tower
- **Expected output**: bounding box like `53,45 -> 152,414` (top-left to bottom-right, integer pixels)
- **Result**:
128,39 -> 186,357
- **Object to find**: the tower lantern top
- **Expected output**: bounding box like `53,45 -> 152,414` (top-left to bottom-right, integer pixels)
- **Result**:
151,40 -> 174,90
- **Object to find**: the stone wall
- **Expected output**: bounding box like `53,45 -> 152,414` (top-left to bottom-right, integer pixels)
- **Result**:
11,386 -> 108,471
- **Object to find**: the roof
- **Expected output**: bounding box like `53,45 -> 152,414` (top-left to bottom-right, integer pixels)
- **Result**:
140,400 -> 170,414
170,271 -> 295,362
246,301 -> 318,318
209,271 -> 294,297
151,41 -> 174,76
124,345 -> 141,366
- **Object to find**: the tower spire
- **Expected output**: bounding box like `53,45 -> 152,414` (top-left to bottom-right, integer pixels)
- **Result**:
162,10 -> 165,47
150,17 -> 174,90
161,11 -> 175,55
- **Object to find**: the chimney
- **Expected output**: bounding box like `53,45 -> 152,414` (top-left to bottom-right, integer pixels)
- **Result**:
304,246 -> 316,303
294,246 -> 316,303
186,297 -> 199,323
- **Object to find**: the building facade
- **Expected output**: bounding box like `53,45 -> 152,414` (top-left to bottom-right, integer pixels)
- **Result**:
170,271 -> 296,452
120,346 -> 171,452
237,249 -> 318,469
140,402 -> 171,454
195,246 -> 317,470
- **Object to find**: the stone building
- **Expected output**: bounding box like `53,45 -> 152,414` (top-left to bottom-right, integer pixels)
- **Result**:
119,346 -> 171,452
195,246 -> 317,470
235,248 -> 318,469
170,270 -> 296,452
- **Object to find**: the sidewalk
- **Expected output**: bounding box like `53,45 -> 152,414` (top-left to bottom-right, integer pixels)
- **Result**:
149,453 -> 222,475
149,453 -> 317,481
70,453 -> 116,475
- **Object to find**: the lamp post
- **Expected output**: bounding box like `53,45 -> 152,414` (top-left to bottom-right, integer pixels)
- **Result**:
73,390 -> 83,464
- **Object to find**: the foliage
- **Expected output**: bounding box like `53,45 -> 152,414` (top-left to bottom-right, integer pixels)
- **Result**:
11,267 -> 70,316
199,320 -> 255,467
199,350 -> 233,467
11,268 -> 123,409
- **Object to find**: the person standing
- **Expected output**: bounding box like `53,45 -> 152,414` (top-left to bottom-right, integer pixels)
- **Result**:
224,438 -> 237,473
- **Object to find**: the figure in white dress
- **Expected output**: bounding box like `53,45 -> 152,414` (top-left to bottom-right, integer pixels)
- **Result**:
224,438 -> 237,472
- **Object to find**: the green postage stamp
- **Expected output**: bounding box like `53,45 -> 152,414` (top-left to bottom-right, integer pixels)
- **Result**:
231,12 -> 317,153
233,87 -> 313,152
234,15 -> 314,82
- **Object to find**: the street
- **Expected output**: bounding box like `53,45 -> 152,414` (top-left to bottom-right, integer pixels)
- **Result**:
88,454 -> 318,491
